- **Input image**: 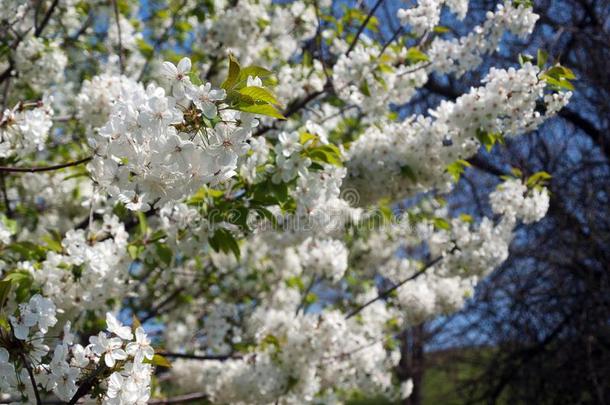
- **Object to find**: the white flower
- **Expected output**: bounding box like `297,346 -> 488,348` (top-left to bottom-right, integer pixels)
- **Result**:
118,191 -> 151,212
247,75 -> 263,87
161,57 -> 192,98
7,294 -> 54,340
28,332 -> 50,363
186,83 -> 226,118
0,347 -> 17,390
126,327 -> 154,362
106,372 -> 131,402
208,123 -> 250,168
29,294 -> 57,334
105,366 -> 151,405
89,333 -> 128,368
401,378 -> 414,399
49,364 -> 80,400
106,313 -> 133,341
9,306 -> 37,340
276,131 -> 302,157
70,344 -> 91,368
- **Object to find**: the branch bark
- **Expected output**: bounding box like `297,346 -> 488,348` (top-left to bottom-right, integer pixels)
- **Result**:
0,156 -> 92,174
345,255 -> 445,319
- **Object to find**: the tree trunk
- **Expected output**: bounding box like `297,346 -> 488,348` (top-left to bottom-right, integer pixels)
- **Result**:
398,322 -> 426,405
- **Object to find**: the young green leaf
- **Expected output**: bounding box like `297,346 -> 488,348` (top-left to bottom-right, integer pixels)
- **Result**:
236,103 -> 286,119
238,86 -> 280,106
221,54 -> 241,90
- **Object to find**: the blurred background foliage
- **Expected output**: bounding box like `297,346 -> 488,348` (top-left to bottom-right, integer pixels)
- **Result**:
348,0 -> 610,403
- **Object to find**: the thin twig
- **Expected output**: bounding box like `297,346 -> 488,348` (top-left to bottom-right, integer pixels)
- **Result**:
2,77 -> 11,109
295,276 -> 319,316
0,173 -> 12,217
158,352 -> 242,361
137,0 -> 188,81
140,287 -> 185,323
0,156 -> 92,173
34,0 -> 59,37
313,0 -> 332,84
253,88 -> 326,137
345,255 -> 445,320
19,353 -> 41,405
111,0 -> 125,74
378,26 -> 404,58
345,0 -> 385,56
68,364 -> 106,405
149,392 -> 208,404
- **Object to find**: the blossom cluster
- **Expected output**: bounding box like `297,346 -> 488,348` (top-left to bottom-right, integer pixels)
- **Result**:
87,58 -> 258,211
1,297 -> 153,404
0,101 -> 53,158
0,0 -> 574,403
344,62 -> 571,206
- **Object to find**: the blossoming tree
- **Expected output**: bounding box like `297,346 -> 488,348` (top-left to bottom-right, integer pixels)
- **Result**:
0,0 -> 574,403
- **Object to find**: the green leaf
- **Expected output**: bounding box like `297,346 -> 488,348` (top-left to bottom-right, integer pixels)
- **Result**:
400,165 -> 417,182
128,244 -> 145,260
0,280 -> 12,312
541,64 -> 576,91
537,49 -> 548,69
188,71 -> 203,86
433,217 -> 451,231
221,54 -> 241,90
148,354 -> 172,368
459,213 -> 473,223
541,74 -> 574,91
286,276 -> 305,290
236,103 -> 286,119
302,51 -> 313,67
476,129 -> 504,152
518,53 -> 534,66
304,292 -> 318,305
446,159 -> 471,181
359,80 -> 371,97
237,66 -> 273,84
209,228 -> 240,259
137,212 -> 148,237
2,271 -> 33,303
299,132 -> 319,147
261,334 -> 280,350
136,39 -> 154,58
155,243 -> 173,266
238,86 -> 280,106
405,47 -> 429,64
305,144 -> 343,166
8,242 -> 47,260
377,63 -> 395,74
433,25 -> 450,33
526,171 -> 552,188
256,18 -> 270,30
513,0 -> 533,8
42,232 -> 63,253
511,167 -> 523,178
0,215 -> 17,237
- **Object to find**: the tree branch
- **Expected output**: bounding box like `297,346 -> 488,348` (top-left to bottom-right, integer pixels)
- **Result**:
346,0 -> 385,56
111,0 -> 125,74
295,276 -> 319,316
345,255 -> 445,320
149,392 -> 208,404
252,88 -> 326,137
19,353 -> 41,405
0,156 -> 92,173
34,0 -> 60,37
68,364 -> 106,405
158,352 -> 242,361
